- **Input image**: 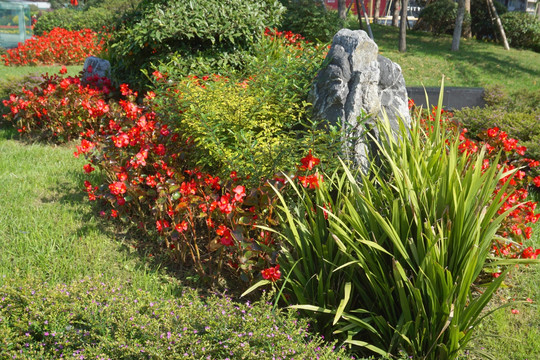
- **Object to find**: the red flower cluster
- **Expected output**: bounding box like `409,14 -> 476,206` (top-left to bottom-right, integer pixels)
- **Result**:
2,68 -> 111,143
413,101 -> 540,261
261,264 -> 281,282
264,28 -> 306,49
2,28 -> 106,66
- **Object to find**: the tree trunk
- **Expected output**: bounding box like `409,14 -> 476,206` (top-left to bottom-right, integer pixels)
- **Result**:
486,0 -> 510,50
392,0 -> 400,27
338,0 -> 347,19
452,0 -> 466,51
374,0 -> 382,22
536,0 -> 540,20
355,0 -> 364,30
399,0 -> 408,52
463,0 -> 472,38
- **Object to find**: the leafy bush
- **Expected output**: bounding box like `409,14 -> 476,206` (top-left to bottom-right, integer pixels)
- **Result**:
2,28 -> 106,66
33,7 -> 114,36
272,103 -> 539,357
0,276 -> 350,359
107,0 -> 284,88
470,0 -> 507,40
501,12 -> 540,52
417,0 -> 469,35
152,29 -> 335,182
278,0 -> 345,43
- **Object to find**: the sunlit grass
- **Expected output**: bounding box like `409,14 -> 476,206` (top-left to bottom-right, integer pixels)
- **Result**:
371,24 -> 540,92
0,127 -> 183,297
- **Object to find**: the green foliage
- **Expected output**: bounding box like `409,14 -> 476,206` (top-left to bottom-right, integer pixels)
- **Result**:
0,276 -> 350,359
107,0 -> 284,89
470,0 -> 507,40
153,31 -> 340,183
274,102 -> 533,358
278,0 -> 345,43
501,12 -> 540,52
33,7 -> 113,35
418,0 -> 470,36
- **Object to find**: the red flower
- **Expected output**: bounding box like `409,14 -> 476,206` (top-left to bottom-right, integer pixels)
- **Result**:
486,127 -> 499,138
83,163 -> 95,173
534,176 -> 540,188
71,0 -> 78,6
298,173 -> 322,189
175,221 -> 188,233
152,70 -> 164,80
109,181 -> 127,195
216,225 -> 234,246
299,150 -> 320,171
232,185 -> 246,202
59,66 -> 67,74
156,219 -> 170,233
261,264 -> 281,282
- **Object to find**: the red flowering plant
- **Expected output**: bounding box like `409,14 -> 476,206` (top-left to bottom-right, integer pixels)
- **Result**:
78,82 -> 293,281
2,28 -> 106,66
2,67 -> 112,143
412,101 -> 540,266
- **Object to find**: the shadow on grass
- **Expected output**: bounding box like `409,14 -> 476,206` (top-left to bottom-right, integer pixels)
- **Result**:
38,167 -> 234,299
372,25 -> 540,87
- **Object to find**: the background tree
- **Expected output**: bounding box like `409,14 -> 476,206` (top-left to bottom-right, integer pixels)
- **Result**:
392,0 -> 400,26
452,0 -> 466,50
487,0 -> 510,49
338,0 -> 347,19
464,0 -> 472,37
399,0 -> 408,51
374,0 -> 382,22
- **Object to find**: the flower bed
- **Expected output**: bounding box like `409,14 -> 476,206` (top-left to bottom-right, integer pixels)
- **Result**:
2,28 -> 106,66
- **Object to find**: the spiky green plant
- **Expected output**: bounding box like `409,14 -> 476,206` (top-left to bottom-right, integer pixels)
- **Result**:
273,94 -> 538,359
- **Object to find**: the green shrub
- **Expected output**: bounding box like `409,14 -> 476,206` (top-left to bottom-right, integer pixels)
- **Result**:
471,0 -> 507,40
278,0 -> 345,43
273,105 -> 534,358
501,12 -> 540,52
0,276 -> 350,359
107,0 -> 284,89
151,29 -> 340,183
483,85 -> 540,112
417,0 -> 470,35
33,7 -> 115,35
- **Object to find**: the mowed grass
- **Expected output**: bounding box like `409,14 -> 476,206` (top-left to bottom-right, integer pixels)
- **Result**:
0,127 -> 183,297
0,64 -> 81,83
371,24 -> 540,92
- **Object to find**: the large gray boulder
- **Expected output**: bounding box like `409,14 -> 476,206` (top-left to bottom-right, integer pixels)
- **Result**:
310,29 -> 410,170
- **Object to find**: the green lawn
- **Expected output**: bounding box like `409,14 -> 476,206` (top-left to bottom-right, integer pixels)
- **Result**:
371,24 -> 540,92
0,127 -> 183,297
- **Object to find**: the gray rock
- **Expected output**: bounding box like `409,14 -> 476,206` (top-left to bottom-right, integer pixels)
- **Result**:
82,56 -> 111,81
310,29 -> 410,171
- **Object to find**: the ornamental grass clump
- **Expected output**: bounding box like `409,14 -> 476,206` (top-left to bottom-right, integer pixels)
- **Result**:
272,95 -> 540,358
